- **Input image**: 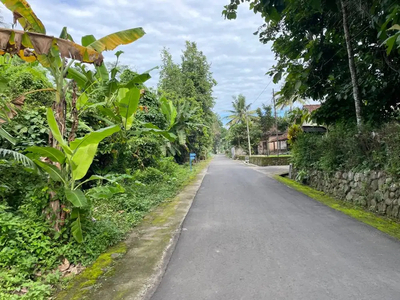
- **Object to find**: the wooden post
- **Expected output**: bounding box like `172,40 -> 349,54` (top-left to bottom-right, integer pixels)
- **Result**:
246,116 -> 251,157
273,89 -> 279,157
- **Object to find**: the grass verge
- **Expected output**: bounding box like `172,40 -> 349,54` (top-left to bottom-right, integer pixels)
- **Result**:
274,175 -> 400,240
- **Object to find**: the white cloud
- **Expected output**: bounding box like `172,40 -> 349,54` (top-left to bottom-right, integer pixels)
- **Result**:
0,0 -> 282,115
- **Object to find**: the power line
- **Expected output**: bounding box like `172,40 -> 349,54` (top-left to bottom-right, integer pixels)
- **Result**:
250,78 -> 273,106
300,24 -> 371,93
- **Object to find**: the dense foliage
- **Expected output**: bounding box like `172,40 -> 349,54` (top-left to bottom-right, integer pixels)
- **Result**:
223,0 -> 400,193
0,2 -> 220,298
223,0 -> 400,126
159,42 -> 222,161
0,55 -> 217,299
291,122 -> 400,180
0,158 -> 205,298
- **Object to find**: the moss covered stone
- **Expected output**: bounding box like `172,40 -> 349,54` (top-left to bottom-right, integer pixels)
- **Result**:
56,243 -> 127,300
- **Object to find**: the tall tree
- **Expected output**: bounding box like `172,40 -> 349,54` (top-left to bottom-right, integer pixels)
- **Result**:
340,0 -> 362,129
257,104 -> 275,137
158,42 -> 218,160
226,94 -> 256,156
181,42 -> 217,114
159,48 -> 183,97
223,0 -> 400,126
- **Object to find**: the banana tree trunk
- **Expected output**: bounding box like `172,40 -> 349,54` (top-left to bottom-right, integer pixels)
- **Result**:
48,96 -> 66,232
48,68 -> 67,231
49,100 -> 66,147
68,81 -> 78,142
340,0 -> 362,130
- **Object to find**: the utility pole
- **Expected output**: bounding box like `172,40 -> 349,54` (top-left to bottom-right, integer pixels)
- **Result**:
273,89 -> 279,157
246,116 -> 252,157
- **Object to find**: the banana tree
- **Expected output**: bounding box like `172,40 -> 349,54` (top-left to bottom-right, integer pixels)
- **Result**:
26,108 -> 120,242
64,49 -> 163,145
94,85 -> 177,145
152,99 -> 204,157
0,0 -> 146,147
67,52 -> 176,144
0,0 -> 147,230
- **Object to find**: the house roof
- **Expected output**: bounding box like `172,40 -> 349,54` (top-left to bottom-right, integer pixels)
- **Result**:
269,132 -> 288,142
303,104 -> 321,113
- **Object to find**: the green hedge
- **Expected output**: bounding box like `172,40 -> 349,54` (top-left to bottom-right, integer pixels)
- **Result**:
291,122 -> 400,176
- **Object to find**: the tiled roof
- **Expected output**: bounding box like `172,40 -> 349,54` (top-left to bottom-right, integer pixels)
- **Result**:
303,104 -> 321,113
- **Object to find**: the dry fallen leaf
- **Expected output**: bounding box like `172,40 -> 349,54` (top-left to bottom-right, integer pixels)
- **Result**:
58,258 -> 70,272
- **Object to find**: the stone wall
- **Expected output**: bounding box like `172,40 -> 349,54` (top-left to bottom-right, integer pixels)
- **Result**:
237,155 -> 291,166
308,170 -> 400,218
232,147 -> 245,159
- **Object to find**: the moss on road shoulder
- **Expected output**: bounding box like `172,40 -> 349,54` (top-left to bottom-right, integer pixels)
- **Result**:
274,175 -> 400,240
56,159 -> 211,300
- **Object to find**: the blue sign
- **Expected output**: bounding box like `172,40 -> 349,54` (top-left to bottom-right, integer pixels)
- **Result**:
189,153 -> 196,171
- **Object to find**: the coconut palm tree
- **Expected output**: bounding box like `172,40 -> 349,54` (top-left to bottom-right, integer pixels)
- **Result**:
226,94 -> 256,156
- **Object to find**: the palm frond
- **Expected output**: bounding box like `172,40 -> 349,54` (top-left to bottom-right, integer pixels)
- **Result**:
0,148 -> 36,169
0,127 -> 16,145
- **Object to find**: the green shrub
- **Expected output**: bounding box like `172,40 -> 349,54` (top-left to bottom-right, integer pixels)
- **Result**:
0,154 -> 201,298
0,106 -> 48,152
0,160 -> 48,211
0,205 -> 61,298
93,136 -> 162,174
291,122 -> 400,176
381,122 -> 400,175
291,132 -> 323,171
133,167 -> 166,184
156,157 -> 179,174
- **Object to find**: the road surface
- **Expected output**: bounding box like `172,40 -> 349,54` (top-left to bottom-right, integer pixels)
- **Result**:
151,155 -> 400,300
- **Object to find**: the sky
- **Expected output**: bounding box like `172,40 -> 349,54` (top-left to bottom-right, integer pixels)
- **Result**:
1,0 -> 286,119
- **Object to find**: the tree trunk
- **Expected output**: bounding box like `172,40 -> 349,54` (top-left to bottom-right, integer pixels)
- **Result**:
68,81 -> 78,142
246,116 -> 251,156
48,97 -> 66,232
340,0 -> 363,130
48,79 -> 67,231
273,89 -> 279,157
49,97 -> 66,148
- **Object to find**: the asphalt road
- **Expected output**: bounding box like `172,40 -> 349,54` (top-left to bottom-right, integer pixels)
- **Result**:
151,155 -> 400,300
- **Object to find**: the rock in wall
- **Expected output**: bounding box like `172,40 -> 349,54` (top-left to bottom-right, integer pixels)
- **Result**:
307,170 -> 400,218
